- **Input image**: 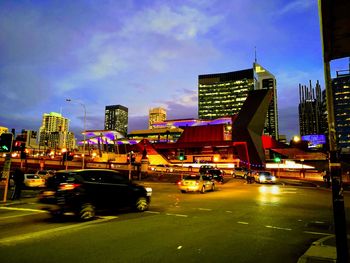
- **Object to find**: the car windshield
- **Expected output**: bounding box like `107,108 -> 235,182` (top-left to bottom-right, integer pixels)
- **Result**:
260,172 -> 271,176
184,175 -> 200,180
26,174 -> 40,179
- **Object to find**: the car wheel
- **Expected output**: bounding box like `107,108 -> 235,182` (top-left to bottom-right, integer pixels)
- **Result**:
181,190 -> 186,193
50,210 -> 63,219
200,186 -> 205,194
135,197 -> 149,212
79,203 -> 95,221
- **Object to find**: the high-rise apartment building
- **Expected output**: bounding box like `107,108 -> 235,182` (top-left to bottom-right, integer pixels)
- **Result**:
104,105 -> 128,136
149,107 -> 167,129
39,112 -> 75,150
198,62 -> 278,139
298,80 -> 326,136
332,69 -> 350,153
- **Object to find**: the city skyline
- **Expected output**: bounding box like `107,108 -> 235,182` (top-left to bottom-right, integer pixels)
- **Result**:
0,0 -> 349,141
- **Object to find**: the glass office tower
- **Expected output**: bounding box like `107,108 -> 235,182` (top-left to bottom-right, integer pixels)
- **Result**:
332,70 -> 350,153
104,105 -> 128,136
198,63 -> 278,139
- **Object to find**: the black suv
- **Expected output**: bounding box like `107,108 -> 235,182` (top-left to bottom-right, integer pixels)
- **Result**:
38,169 -> 152,220
204,168 -> 224,184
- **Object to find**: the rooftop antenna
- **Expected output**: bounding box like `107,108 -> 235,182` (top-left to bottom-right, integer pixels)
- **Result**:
254,46 -> 257,63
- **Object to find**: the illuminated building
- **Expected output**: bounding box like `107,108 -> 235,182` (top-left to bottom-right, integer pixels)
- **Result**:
104,105 -> 128,136
0,126 -> 9,135
332,69 -> 350,153
39,112 -> 75,150
149,107 -> 167,129
298,80 -> 326,136
198,62 -> 278,139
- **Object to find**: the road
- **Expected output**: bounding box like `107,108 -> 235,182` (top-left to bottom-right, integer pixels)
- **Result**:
0,178 -> 349,263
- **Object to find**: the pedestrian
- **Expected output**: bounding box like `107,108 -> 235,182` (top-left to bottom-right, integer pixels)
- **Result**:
11,168 -> 25,200
246,170 -> 253,184
322,169 -> 331,188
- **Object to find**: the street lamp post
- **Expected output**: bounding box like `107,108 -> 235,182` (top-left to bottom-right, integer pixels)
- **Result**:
66,99 -> 86,169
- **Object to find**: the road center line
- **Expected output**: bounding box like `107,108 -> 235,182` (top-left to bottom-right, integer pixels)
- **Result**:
198,208 -> 212,211
166,213 -> 188,217
237,221 -> 249,225
0,207 -> 46,213
0,216 -> 117,245
265,225 -> 292,231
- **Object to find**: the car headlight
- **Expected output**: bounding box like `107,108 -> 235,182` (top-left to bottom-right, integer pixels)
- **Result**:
271,176 -> 276,181
145,187 -> 152,196
259,175 -> 266,181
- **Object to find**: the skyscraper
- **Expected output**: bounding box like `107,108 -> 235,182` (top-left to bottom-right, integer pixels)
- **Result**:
332,69 -> 350,153
104,105 -> 128,136
298,80 -> 326,136
39,112 -> 75,150
149,107 -> 167,129
198,62 -> 278,139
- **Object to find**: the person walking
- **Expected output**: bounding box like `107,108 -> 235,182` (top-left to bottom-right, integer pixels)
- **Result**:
11,168 -> 25,200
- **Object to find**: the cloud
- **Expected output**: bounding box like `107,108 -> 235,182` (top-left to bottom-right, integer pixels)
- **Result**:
277,0 -> 314,16
120,5 -> 223,41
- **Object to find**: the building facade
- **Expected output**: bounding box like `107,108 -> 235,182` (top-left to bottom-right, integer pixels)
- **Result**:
104,105 -> 128,136
0,126 -> 9,135
298,80 -> 326,136
149,107 -> 167,129
332,70 -> 350,153
198,63 -> 278,139
39,112 -> 75,150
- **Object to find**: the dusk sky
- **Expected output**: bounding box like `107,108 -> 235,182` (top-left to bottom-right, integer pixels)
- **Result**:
0,0 -> 349,141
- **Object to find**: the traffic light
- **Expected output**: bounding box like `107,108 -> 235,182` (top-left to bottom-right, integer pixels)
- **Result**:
178,151 -> 186,161
131,154 -> 136,164
274,156 -> 281,162
0,133 -> 13,152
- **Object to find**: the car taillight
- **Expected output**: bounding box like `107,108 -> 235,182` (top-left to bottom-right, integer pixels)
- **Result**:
59,183 -> 81,191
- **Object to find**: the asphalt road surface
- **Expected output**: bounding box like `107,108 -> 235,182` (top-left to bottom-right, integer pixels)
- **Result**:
0,178 -> 349,263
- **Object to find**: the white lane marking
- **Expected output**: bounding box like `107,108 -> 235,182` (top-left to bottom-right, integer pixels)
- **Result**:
198,208 -> 212,211
166,213 -> 188,218
303,231 -> 333,236
0,207 -> 46,213
265,225 -> 292,231
226,211 -> 233,213
145,211 -> 160,214
237,221 -> 249,225
0,216 -> 118,245
177,246 -> 182,250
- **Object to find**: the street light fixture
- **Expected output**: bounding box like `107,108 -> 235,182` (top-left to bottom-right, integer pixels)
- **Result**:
66,98 -> 86,169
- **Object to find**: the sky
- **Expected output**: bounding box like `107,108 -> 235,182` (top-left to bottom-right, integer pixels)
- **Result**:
0,0 -> 349,141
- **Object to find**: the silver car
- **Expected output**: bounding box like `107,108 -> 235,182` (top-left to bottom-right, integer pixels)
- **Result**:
253,171 -> 276,184
177,174 -> 215,193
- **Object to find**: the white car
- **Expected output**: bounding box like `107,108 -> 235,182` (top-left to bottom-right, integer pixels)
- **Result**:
152,164 -> 173,173
24,174 -> 46,188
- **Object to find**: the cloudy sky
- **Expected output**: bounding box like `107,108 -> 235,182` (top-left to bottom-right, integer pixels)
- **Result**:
0,0 -> 348,141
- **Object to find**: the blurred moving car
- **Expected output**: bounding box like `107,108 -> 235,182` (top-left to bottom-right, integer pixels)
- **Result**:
232,167 -> 249,179
253,171 -> 276,184
24,174 -> 46,188
38,169 -> 152,220
205,168 -> 224,184
177,174 -> 215,193
152,164 -> 173,173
